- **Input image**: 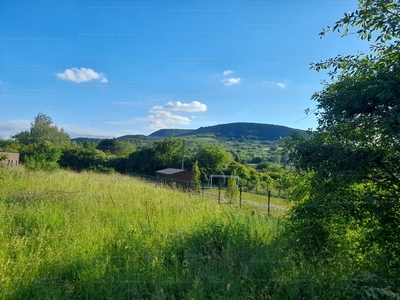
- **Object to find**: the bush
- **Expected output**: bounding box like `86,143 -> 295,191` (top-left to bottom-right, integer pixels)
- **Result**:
24,142 -> 61,171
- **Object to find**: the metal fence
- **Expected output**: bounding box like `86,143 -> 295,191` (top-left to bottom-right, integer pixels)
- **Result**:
130,173 -> 283,213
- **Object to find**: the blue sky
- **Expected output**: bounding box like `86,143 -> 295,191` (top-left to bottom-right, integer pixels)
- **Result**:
0,0 -> 370,139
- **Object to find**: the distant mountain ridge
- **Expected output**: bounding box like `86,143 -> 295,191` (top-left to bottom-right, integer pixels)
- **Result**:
149,129 -> 194,138
146,122 -> 304,141
72,122 -> 304,143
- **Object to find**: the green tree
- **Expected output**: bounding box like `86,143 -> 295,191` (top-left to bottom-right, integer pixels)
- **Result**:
13,113 -> 70,147
277,169 -> 295,200
0,139 -> 26,152
286,0 -> 400,276
96,138 -> 123,155
82,141 -> 97,150
24,142 -> 61,171
127,148 -> 157,173
154,137 -> 183,169
247,168 -> 260,192
226,161 -> 250,187
0,152 -> 8,166
194,145 -> 232,181
260,173 -> 273,193
225,170 -> 238,201
191,160 -> 201,193
59,146 -> 107,171
119,141 -> 136,156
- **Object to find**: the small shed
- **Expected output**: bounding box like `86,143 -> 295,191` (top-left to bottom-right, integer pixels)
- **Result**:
0,152 -> 20,167
155,168 -> 193,182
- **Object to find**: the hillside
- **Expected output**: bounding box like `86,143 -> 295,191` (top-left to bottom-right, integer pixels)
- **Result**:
72,122 -> 305,144
180,122 -> 304,141
149,129 -> 194,138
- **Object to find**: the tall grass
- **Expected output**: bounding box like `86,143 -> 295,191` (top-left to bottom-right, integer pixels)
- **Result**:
0,168 -> 398,299
0,168 -> 281,299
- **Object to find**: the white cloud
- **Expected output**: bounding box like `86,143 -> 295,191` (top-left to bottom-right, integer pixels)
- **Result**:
277,82 -> 286,88
142,100 -> 207,130
152,101 -> 207,113
147,110 -> 190,130
223,70 -> 234,75
151,105 -> 163,110
56,67 -> 108,83
221,77 -> 241,86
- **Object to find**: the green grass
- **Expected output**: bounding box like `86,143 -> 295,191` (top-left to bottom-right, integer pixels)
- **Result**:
1,167 -> 398,299
0,168 -> 284,299
209,187 -> 291,210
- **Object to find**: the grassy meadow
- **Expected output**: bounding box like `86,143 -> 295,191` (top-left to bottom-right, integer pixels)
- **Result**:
0,167 -> 394,299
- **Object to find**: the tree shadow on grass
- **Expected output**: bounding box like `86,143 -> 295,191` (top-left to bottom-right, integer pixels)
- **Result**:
8,213 -> 396,300
7,215 -> 282,299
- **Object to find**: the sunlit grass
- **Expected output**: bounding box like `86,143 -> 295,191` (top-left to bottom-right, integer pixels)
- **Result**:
0,168 -> 282,299
1,167 -> 396,299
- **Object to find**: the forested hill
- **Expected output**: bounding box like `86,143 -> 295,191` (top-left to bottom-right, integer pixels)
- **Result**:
72,122 -> 305,143
149,122 -> 305,141
149,129 -> 194,138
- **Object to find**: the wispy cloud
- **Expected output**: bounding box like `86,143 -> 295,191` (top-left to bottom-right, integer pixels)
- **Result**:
152,101 -> 207,112
277,82 -> 286,88
221,77 -> 241,86
0,118 -> 140,139
64,125 -> 139,138
56,67 -> 108,83
263,80 -> 288,88
0,119 -> 31,139
112,101 -> 144,106
223,70 -> 234,75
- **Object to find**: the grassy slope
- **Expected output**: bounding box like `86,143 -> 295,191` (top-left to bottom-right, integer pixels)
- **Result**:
0,168 -> 394,299
0,168 -> 284,299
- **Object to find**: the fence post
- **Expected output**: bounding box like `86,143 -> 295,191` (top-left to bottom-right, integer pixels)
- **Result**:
268,190 -> 271,216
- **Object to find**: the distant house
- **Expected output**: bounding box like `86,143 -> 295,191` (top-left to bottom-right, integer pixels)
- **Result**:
155,168 -> 193,183
0,152 -> 20,167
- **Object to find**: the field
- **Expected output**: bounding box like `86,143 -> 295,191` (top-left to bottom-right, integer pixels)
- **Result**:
0,167 -> 392,299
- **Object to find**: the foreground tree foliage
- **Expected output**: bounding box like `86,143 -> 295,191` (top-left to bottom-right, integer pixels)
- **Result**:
286,0 -> 400,280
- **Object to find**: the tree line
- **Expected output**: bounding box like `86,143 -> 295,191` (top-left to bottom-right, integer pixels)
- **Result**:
0,113 -> 293,195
